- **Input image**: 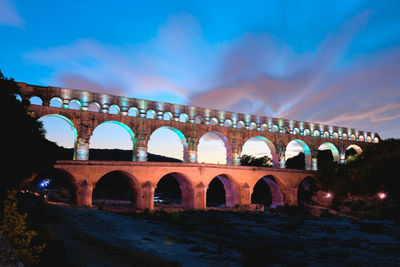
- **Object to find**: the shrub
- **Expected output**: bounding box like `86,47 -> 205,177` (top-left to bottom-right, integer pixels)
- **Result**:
0,190 -> 46,265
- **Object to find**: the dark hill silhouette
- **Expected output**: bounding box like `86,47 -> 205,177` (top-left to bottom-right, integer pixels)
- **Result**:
56,147 -> 182,162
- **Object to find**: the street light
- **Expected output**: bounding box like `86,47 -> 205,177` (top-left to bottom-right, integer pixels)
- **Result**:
378,192 -> 386,200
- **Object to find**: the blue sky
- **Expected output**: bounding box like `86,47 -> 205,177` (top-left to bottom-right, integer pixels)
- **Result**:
1,0 -> 400,161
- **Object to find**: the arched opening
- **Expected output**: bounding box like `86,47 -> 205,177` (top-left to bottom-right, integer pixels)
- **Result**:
210,117 -> 219,126
251,176 -> 283,209
89,121 -> 135,161
38,114 -> 77,160
88,102 -> 100,112
342,133 -> 348,140
155,173 -> 193,208
69,99 -> 81,110
249,122 -> 257,130
224,119 -> 232,127
23,169 -> 78,204
359,135 -> 365,142
333,132 -> 339,139
49,97 -> 63,108
179,113 -> 189,123
29,96 -> 43,105
109,105 -> 120,115
374,137 -> 379,143
241,136 -> 276,167
146,110 -> 156,119
303,129 -> 311,136
285,139 -> 312,170
313,130 -> 320,137
317,142 -> 339,168
237,121 -> 245,129
128,107 -> 138,117
271,125 -> 279,132
147,126 -> 187,162
163,111 -> 173,121
260,123 -> 268,131
293,128 -> 300,135
206,175 -> 238,208
345,144 -> 362,162
298,176 -> 318,205
198,132 -> 232,164
194,115 -> 203,124
92,171 -> 137,208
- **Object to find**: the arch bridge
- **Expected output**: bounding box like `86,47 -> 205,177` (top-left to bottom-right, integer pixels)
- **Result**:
17,82 -> 380,209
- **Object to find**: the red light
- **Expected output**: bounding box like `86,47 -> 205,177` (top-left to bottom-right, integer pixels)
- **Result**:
378,192 -> 386,200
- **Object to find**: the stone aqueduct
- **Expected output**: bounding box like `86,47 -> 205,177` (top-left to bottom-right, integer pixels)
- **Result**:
18,82 -> 380,209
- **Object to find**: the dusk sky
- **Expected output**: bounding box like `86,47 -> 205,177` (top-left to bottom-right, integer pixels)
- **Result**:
1,0 -> 400,162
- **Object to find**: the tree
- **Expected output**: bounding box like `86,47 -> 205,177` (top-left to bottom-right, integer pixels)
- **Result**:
285,152 -> 305,170
0,70 -> 60,200
240,154 -> 272,167
0,190 -> 45,265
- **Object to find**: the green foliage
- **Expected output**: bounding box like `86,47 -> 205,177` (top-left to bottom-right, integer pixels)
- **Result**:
316,139 -> 400,197
0,70 -> 60,200
0,191 -> 46,265
240,154 -> 272,167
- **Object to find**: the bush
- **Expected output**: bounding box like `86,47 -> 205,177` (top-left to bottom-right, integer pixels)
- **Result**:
0,191 -> 46,265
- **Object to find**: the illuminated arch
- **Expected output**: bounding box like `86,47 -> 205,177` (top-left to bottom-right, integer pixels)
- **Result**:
224,119 -> 232,127
198,131 -> 232,165
128,107 -> 139,117
179,113 -> 189,123
109,104 -> 121,115
69,99 -> 81,110
318,142 -> 340,162
163,111 -> 173,121
241,136 -> 278,166
148,126 -> 188,162
49,97 -> 63,108
206,174 -> 239,208
303,129 -> 311,136
155,172 -> 194,208
346,144 -> 362,155
285,139 -> 312,170
251,176 -> 284,208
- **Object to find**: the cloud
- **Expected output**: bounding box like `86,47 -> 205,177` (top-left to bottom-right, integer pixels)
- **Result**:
0,0 -> 25,28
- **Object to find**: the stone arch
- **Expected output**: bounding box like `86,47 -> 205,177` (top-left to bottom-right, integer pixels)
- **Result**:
146,109 -> 156,119
251,175 -> 284,208
206,174 -> 239,208
241,136 -> 278,166
346,144 -> 362,155
224,119 -> 232,127
179,113 -> 189,123
128,107 -> 139,117
342,133 -> 348,140
271,125 -> 279,132
249,122 -> 257,130
38,114 -> 78,158
333,132 -> 339,139
293,127 -> 300,135
49,97 -> 63,108
23,168 -> 78,204
374,137 -> 379,143
260,123 -> 268,131
303,129 -> 311,136
210,117 -> 219,126
89,102 -> 101,112
194,115 -> 203,124
313,129 -> 320,137
155,172 -> 194,208
285,139 -> 312,170
29,96 -> 43,105
237,121 -> 245,129
90,121 -> 136,160
109,104 -> 121,115
366,136 -> 372,143
148,126 -> 188,162
350,134 -> 356,141
359,135 -> 365,142
92,170 -> 138,206
197,131 -> 233,165
282,125 -> 290,133
318,142 -> 340,162
69,99 -> 81,110
163,111 -> 172,121
323,131 -> 330,138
